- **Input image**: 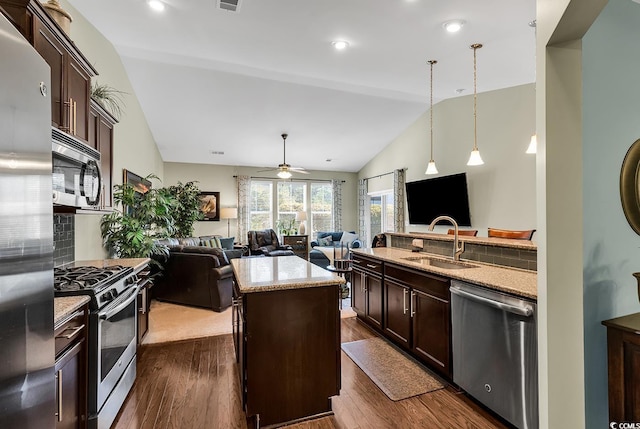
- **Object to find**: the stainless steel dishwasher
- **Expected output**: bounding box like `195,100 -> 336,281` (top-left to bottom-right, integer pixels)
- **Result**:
450,280 -> 538,429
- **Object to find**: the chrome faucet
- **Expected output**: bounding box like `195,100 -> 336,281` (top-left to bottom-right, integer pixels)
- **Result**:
428,215 -> 465,261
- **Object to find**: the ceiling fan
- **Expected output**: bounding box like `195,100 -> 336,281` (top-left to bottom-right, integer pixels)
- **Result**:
260,133 -> 309,178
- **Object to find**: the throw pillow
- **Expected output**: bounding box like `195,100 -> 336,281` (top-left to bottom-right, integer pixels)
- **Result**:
219,237 -> 234,250
317,236 -> 333,247
202,237 -> 222,248
340,231 -> 358,246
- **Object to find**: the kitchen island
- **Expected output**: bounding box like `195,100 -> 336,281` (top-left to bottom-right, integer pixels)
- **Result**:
231,256 -> 345,428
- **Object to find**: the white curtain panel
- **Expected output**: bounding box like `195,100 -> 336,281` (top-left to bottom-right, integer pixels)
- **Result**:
393,169 -> 405,233
358,178 -> 368,247
332,179 -> 343,232
236,175 -> 251,244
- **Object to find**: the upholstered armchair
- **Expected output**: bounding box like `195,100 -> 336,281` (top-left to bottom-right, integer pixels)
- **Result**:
247,229 -> 295,257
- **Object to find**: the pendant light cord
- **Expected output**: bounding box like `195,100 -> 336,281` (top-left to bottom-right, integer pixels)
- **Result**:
428,60 -> 437,162
471,44 -> 482,151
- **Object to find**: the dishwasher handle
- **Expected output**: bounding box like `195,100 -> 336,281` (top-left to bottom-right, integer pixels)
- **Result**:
450,286 -> 533,317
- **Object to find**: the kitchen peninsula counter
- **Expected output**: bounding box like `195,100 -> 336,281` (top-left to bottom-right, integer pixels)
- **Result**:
352,247 -> 537,299
231,254 -> 345,293
231,255 -> 342,427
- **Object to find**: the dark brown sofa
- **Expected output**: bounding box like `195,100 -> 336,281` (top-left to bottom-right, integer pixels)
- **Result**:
152,237 -> 240,312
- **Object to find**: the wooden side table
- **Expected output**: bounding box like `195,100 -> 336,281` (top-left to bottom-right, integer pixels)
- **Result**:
283,235 -> 309,260
602,312 -> 640,422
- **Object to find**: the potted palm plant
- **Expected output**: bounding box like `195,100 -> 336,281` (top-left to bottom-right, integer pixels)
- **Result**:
100,174 -> 175,259
161,181 -> 204,238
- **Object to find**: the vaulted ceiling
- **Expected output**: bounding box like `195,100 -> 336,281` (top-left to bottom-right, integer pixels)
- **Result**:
69,0 -> 536,173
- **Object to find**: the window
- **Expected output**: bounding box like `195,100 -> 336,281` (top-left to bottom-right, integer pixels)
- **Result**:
249,180 -> 333,236
368,191 -> 394,238
249,181 -> 273,230
310,182 -> 332,233
277,181 -> 305,232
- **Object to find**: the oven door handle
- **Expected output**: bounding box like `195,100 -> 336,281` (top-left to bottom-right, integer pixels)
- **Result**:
99,283 -> 141,320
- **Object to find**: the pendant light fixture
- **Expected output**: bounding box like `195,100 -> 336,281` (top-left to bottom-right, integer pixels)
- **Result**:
467,43 -> 484,166
526,134 -> 537,154
425,60 -> 439,175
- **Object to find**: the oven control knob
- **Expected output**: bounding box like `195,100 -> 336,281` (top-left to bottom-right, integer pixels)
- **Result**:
126,275 -> 138,285
102,290 -> 115,302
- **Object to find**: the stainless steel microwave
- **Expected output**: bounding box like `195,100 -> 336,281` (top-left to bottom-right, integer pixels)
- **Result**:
52,127 -> 102,208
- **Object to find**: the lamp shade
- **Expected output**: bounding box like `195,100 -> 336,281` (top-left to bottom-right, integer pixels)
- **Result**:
295,211 -> 307,221
220,207 -> 238,219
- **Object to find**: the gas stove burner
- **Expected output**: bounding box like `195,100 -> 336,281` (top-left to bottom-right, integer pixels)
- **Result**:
54,265 -> 132,292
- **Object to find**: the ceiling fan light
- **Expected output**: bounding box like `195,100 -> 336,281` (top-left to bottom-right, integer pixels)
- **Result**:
467,149 -> 484,166
526,134 -> 537,154
277,170 -> 292,179
425,160 -> 438,175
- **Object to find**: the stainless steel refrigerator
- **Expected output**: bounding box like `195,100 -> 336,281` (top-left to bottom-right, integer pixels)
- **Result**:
0,12 -> 55,429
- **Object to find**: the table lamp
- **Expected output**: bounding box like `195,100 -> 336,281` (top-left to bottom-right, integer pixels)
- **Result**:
295,211 -> 307,235
220,207 -> 238,238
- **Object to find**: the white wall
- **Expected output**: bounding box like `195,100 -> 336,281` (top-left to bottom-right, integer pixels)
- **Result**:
59,0 -> 164,260
582,1 -> 640,426
358,84 -> 536,236
163,163 -> 358,241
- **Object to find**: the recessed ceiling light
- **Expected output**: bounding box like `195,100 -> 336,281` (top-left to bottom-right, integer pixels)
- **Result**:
332,40 -> 349,50
148,0 -> 165,12
442,20 -> 465,33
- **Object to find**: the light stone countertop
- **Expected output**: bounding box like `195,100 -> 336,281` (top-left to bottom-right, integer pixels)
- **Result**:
232,255 -> 346,294
67,258 -> 151,273
54,296 -> 90,328
352,247 -> 537,300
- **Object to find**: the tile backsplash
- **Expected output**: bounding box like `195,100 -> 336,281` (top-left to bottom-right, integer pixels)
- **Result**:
390,234 -> 537,271
53,214 -> 74,267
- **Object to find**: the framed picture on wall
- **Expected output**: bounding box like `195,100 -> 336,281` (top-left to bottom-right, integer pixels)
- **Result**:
123,169 -> 151,196
198,192 -> 220,221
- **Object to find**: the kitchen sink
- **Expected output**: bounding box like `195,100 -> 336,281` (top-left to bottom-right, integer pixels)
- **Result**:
402,255 -> 479,270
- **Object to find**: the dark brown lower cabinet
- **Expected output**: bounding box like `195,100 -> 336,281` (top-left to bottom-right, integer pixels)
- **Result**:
351,259 -> 383,329
603,312 -> 640,422
381,262 -> 451,379
54,307 -> 88,429
234,284 -> 340,427
137,278 -> 152,345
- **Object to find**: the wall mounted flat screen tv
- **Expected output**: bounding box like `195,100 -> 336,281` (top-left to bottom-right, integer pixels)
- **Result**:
405,173 -> 472,226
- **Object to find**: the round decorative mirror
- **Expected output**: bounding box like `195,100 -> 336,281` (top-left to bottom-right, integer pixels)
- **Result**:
620,139 -> 640,235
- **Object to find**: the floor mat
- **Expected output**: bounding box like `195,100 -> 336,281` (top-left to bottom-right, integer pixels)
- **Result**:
341,337 -> 445,401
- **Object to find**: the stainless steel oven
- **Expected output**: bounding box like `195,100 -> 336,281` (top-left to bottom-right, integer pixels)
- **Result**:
89,281 -> 141,429
55,264 -> 142,429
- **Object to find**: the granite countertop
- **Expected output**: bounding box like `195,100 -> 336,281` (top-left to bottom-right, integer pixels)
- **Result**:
352,247 -> 537,300
54,296 -> 90,327
388,232 -> 537,251
67,257 -> 151,273
232,255 -> 346,294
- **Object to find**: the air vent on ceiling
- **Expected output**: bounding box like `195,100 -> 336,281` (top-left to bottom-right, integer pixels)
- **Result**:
217,0 -> 240,12
210,150 -> 225,155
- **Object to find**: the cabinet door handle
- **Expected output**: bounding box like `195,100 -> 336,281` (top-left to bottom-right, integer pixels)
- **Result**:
366,264 -> 378,269
55,324 -> 85,339
63,99 -> 72,132
410,291 -> 416,317
73,100 -> 77,134
56,369 -> 63,421
403,288 -> 408,315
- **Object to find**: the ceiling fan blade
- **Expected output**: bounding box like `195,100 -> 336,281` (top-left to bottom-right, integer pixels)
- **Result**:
290,168 -> 310,174
257,168 -> 278,173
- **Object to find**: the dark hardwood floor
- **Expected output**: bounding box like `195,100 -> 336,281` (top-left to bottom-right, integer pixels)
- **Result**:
113,317 -> 508,429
